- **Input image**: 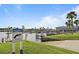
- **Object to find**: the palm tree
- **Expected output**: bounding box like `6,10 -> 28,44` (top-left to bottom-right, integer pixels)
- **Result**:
65,21 -> 70,28
66,11 -> 77,34
74,20 -> 79,26
74,20 -> 79,32
65,20 -> 72,32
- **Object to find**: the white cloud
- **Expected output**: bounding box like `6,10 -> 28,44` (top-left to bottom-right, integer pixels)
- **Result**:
72,6 -> 79,19
38,7 -> 79,29
2,5 -> 79,29
65,5 -> 79,21
35,6 -> 79,28
60,5 -> 79,18
35,16 -> 65,29
73,6 -> 79,14
59,5 -> 79,23
33,5 -> 79,29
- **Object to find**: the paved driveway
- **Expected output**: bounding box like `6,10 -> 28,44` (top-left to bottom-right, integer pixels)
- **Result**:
43,40 -> 79,52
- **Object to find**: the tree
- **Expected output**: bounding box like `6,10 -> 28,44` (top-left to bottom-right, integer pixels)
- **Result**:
65,20 -> 71,29
66,11 -> 77,34
65,20 -> 72,32
74,20 -> 79,26
74,20 -> 79,32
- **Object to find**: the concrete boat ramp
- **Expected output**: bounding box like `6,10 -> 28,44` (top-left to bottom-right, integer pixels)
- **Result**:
43,40 -> 79,52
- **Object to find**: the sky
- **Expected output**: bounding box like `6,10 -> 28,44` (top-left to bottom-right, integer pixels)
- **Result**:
0,4 -> 79,29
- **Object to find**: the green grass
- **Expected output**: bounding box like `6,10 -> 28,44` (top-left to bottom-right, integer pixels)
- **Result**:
0,41 -> 79,54
46,33 -> 79,40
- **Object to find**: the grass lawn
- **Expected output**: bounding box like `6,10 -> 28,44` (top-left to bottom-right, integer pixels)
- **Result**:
46,33 -> 79,40
0,41 -> 79,54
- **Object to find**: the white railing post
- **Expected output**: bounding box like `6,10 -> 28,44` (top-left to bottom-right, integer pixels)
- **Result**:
20,26 -> 24,54
11,27 -> 16,54
12,41 -> 16,54
20,40 -> 23,54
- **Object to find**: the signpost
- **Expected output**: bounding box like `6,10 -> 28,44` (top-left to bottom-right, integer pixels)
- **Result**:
12,32 -> 23,54
9,27 -> 16,54
11,26 -> 25,54
12,32 -> 22,42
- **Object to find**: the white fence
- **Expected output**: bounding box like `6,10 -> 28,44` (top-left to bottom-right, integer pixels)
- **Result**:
0,32 -> 47,43
0,32 -> 7,43
26,33 -> 41,42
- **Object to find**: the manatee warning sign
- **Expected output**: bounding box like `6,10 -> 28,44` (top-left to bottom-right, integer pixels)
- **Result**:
12,32 -> 22,42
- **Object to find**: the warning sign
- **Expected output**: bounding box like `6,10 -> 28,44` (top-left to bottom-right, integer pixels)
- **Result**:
12,32 -> 22,42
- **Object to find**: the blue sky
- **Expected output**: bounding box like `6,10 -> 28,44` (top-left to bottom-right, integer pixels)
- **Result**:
0,4 -> 79,28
